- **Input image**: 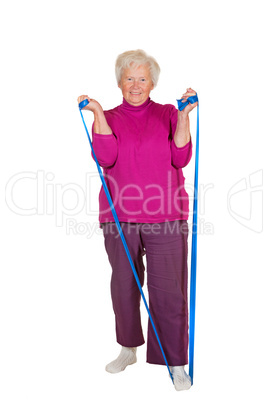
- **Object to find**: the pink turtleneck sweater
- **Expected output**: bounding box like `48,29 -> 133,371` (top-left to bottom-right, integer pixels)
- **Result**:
91,97 -> 192,225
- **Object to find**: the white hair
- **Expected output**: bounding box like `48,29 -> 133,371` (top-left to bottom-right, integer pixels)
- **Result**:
115,49 -> 160,87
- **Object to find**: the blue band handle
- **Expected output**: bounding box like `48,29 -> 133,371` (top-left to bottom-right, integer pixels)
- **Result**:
177,94 -> 198,111
79,99 -> 90,109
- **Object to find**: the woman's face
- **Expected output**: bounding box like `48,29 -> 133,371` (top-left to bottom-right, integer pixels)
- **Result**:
118,63 -> 154,106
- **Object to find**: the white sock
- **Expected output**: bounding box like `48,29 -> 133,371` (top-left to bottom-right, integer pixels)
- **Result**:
105,347 -> 137,374
171,366 -> 192,391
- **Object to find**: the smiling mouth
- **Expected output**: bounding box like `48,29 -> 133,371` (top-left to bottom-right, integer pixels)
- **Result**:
130,92 -> 141,95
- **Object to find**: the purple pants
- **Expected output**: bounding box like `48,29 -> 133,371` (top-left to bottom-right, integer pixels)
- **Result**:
102,220 -> 189,366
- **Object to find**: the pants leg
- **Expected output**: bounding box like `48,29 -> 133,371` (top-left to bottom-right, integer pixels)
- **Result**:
102,222 -> 145,347
140,220 -> 189,366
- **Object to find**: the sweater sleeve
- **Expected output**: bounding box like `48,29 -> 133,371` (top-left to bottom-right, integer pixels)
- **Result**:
170,138 -> 192,168
169,105 -> 193,168
91,124 -> 118,168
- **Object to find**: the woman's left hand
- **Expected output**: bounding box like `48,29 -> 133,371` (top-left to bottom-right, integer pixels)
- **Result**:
179,88 -> 198,115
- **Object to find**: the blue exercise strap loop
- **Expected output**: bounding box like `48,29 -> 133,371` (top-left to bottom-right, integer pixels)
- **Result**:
79,95 -> 199,386
177,94 -> 198,111
177,94 -> 199,384
78,99 -> 174,384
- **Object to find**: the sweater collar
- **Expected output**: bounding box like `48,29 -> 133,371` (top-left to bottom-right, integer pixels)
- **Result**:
121,97 -> 151,111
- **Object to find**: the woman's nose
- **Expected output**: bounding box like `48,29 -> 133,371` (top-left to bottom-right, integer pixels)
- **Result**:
132,80 -> 140,89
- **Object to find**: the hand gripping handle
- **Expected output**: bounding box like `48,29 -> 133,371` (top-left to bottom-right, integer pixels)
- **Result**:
177,94 -> 198,111
79,99 -> 90,109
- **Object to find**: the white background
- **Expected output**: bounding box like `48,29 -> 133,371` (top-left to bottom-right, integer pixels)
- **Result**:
1,0 -> 267,401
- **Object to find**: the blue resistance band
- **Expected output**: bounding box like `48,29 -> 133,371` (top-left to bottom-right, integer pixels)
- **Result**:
78,99 -> 174,384
79,95 -> 199,385
177,94 -> 199,384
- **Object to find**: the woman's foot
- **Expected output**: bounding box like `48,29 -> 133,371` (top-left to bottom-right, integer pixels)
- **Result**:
105,347 -> 137,374
171,366 -> 192,391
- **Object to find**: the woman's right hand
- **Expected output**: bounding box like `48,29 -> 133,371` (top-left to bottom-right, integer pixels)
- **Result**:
77,95 -> 102,114
78,95 -> 112,135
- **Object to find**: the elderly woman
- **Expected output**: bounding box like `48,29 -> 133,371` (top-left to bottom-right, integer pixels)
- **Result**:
77,49 -> 197,391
